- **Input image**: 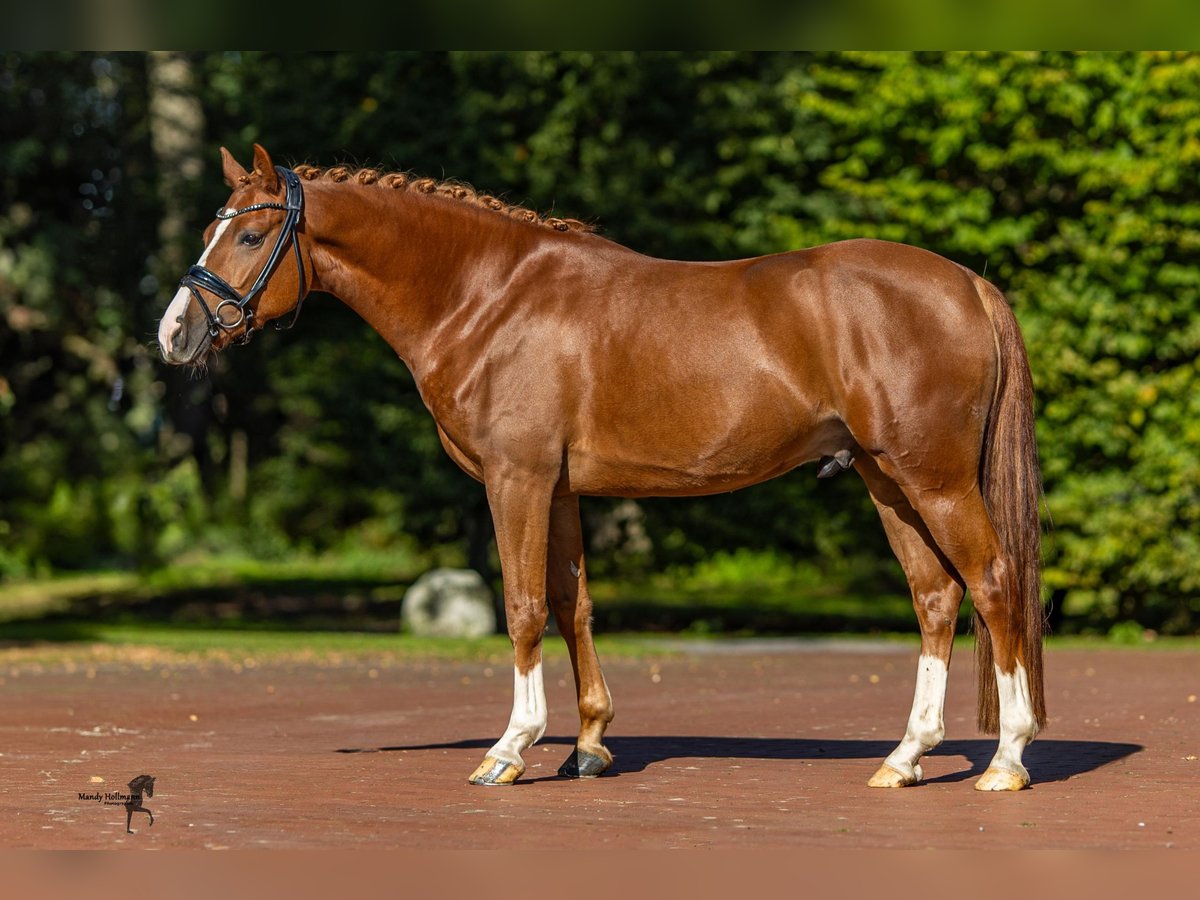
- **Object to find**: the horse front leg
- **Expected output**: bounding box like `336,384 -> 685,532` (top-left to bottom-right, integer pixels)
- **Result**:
468,469 -> 554,786
547,495 -> 614,778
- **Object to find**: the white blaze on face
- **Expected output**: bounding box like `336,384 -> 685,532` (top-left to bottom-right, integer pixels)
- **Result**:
882,654 -> 949,782
157,218 -> 231,360
486,662 -> 547,766
989,661 -> 1039,777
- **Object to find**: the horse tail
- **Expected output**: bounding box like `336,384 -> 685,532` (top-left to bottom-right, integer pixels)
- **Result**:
973,276 -> 1047,735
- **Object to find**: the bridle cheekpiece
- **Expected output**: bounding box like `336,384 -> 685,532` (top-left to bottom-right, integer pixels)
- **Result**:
178,165 -> 308,345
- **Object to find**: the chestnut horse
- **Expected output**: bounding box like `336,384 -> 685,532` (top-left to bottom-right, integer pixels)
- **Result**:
158,145 -> 1046,791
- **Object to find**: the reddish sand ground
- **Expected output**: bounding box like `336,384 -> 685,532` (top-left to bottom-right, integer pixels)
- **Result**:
0,641 -> 1195,848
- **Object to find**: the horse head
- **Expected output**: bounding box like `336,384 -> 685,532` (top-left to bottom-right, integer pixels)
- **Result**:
157,144 -> 310,366
128,774 -> 155,797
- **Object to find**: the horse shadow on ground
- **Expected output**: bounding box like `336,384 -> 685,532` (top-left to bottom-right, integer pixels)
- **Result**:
336,736 -> 1142,785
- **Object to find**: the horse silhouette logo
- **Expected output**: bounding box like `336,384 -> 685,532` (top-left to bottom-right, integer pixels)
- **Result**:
124,774 -> 155,833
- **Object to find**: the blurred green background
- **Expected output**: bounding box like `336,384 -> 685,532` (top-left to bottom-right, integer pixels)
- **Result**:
1,51 -> 1197,642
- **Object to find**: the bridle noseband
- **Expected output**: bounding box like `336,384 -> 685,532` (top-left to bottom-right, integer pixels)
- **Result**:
179,165 -> 308,345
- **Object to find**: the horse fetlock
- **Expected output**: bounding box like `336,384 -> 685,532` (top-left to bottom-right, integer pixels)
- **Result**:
915,724 -> 945,752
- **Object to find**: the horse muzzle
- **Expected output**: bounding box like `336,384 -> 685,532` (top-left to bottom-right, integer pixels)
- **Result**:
158,286 -> 215,365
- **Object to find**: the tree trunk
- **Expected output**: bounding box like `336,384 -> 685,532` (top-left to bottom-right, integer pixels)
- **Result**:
146,52 -> 219,488
147,51 -> 204,275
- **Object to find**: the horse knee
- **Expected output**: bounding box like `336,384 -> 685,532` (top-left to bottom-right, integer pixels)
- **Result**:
505,600 -> 548,647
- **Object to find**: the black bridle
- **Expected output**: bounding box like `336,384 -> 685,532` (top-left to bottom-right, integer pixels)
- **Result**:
179,165 -> 307,344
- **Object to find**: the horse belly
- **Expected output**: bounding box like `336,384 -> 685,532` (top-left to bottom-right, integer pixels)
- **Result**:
564,401 -> 850,498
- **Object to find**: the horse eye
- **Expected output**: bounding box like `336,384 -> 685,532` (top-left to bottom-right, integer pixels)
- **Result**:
241,232 -> 263,247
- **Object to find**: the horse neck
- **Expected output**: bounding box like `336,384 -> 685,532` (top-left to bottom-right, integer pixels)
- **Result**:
301,179 -> 539,373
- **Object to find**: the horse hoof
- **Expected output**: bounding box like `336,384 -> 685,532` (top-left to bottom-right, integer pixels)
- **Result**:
558,747 -> 612,779
468,756 -> 525,786
867,762 -> 921,788
974,765 -> 1029,791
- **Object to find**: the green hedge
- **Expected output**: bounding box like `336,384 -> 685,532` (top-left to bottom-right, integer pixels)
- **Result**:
1,52 -> 1196,631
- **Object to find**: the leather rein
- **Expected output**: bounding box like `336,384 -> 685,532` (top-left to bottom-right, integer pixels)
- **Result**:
178,165 -> 307,344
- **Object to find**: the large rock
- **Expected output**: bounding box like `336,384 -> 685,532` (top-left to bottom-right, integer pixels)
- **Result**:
401,568 -> 496,638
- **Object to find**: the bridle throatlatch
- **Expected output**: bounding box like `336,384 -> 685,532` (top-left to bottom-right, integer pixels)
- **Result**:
178,165 -> 308,344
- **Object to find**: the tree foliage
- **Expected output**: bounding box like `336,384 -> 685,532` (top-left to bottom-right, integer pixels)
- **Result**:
1,52 -> 1196,631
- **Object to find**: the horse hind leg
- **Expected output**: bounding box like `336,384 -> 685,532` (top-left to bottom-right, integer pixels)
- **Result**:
547,495 -> 614,778
857,456 -> 964,788
883,465 -> 1040,791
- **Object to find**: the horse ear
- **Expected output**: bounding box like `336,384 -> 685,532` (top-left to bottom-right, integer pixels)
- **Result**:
220,146 -> 249,188
251,143 -> 280,193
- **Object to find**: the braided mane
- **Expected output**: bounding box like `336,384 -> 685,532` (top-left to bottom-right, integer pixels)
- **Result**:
286,164 -> 596,234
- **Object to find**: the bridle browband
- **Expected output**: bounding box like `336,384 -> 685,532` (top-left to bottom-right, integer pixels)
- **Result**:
179,165 -> 307,345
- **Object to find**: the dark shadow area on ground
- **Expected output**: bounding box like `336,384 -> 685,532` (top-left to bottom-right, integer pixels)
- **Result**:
591,603 -> 954,635
0,569 -> 925,638
0,602 -> 936,639
0,578 -> 409,638
336,735 -> 1141,784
